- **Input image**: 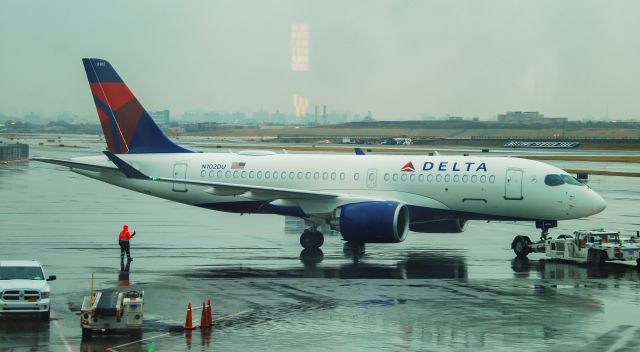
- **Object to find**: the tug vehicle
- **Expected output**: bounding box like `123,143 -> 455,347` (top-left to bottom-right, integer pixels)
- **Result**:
80,289 -> 144,338
512,229 -> 640,267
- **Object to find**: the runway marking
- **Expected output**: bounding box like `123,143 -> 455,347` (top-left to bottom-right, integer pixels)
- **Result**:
106,332 -> 172,352
50,310 -> 76,352
604,326 -> 636,352
105,309 -> 252,351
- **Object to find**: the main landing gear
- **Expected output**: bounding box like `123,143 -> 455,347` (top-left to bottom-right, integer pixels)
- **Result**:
300,228 -> 324,249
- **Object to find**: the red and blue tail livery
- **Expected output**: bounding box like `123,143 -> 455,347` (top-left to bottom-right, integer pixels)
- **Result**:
82,58 -> 191,154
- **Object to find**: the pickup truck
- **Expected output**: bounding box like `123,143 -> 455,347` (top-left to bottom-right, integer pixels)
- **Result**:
0,260 -> 56,320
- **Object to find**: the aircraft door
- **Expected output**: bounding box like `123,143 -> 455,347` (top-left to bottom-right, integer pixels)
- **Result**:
366,168 -> 377,188
172,163 -> 188,192
504,168 -> 523,200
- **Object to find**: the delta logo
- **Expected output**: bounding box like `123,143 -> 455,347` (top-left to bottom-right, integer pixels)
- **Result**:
401,161 -> 415,172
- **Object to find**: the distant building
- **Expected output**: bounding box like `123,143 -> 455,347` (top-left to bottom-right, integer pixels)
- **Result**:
252,110 -> 269,124
497,111 -> 566,125
149,110 -> 170,125
270,111 -> 286,124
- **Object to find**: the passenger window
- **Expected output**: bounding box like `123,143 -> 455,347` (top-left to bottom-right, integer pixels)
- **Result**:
331,172 -> 336,180
436,174 -> 442,182
384,173 -> 390,181
273,171 -> 278,179
225,171 -> 231,178
265,171 -> 271,179
257,171 -> 263,179
354,173 -> 360,181
392,174 -> 398,182
453,175 -> 459,182
298,172 -> 303,179
418,174 -> 424,182
209,170 -> 215,178
282,172 -> 287,179
471,175 -> 477,183
489,175 -> 495,183
462,175 -> 468,183
305,172 -> 311,180
445,174 -> 451,182
427,174 -> 433,182
544,174 -> 565,186
249,171 -> 254,178
241,171 -> 247,178
401,174 -> 407,181
480,175 -> 486,183
217,170 -> 223,178
233,171 -> 238,178
322,172 -> 328,180
410,174 -> 416,182
314,172 -> 320,180
339,172 -> 345,180
289,172 -> 295,179
201,170 -> 207,178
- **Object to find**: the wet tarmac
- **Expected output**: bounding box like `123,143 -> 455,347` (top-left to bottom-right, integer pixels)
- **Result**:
0,138 -> 639,351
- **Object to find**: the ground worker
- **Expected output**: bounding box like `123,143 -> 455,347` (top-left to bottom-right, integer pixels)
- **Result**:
118,224 -> 136,262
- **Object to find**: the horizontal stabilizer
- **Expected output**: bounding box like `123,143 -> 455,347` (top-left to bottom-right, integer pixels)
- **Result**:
103,151 -> 148,179
31,157 -> 117,172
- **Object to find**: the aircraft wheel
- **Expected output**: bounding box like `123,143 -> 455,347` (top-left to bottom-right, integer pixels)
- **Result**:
300,229 -> 324,249
511,236 -> 531,258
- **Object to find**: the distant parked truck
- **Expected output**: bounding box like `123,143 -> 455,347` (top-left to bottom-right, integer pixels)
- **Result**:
512,229 -> 640,267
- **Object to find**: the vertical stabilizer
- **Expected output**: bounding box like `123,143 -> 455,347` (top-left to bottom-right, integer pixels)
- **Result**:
82,58 -> 191,154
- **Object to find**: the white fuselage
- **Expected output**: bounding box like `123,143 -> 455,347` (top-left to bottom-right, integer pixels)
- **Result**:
70,152 -> 606,222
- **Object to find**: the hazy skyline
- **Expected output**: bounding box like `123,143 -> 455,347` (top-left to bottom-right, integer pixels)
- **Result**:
1,1 -> 639,121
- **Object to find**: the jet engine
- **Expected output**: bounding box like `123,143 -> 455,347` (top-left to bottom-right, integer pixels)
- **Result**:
336,201 -> 410,243
409,219 -> 467,233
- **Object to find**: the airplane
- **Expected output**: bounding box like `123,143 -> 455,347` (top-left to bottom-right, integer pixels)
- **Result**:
33,58 -> 607,251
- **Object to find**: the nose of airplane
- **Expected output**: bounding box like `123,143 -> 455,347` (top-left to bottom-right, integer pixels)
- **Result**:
588,191 -> 607,216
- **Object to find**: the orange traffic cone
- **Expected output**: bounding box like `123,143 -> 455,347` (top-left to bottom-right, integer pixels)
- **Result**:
184,303 -> 194,330
200,301 -> 209,328
207,299 -> 213,327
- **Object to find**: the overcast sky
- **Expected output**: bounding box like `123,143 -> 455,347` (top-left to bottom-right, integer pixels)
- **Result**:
1,0 -> 639,120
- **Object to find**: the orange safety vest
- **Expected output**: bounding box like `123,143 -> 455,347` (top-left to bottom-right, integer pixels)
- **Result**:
119,228 -> 133,241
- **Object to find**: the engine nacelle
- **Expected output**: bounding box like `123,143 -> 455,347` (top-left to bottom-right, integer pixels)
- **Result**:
338,201 -> 410,243
410,219 -> 467,233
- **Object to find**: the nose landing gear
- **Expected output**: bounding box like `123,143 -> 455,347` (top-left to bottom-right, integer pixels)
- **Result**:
300,229 -> 324,249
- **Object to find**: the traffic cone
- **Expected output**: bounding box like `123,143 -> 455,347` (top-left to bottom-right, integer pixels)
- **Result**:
200,301 -> 209,328
207,299 -> 213,327
184,303 -> 194,330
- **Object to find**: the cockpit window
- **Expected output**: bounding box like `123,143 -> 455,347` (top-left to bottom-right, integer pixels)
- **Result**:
544,174 -> 564,186
560,174 -> 584,186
